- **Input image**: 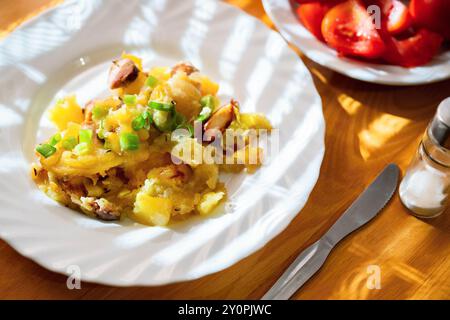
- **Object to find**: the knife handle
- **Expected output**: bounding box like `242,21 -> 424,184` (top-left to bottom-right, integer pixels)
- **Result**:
262,238 -> 333,300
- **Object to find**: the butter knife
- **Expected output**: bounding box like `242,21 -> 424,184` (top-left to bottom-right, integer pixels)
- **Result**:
262,163 -> 399,300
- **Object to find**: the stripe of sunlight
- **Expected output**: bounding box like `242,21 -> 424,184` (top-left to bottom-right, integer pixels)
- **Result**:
15,63 -> 47,84
267,62 -> 312,126
113,226 -> 171,249
180,0 -> 219,70
48,0 -> 98,32
0,103 -> 23,128
150,106 -> 322,264
337,263 -> 375,299
379,219 -> 435,285
308,65 -> 329,85
218,14 -> 256,97
0,0 -> 97,66
358,113 -> 410,160
123,0 -> 169,60
338,93 -> 362,115
391,261 -> 426,285
243,32 -> 283,112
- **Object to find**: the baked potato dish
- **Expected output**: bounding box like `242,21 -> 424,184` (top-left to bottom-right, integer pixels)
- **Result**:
32,54 -> 272,226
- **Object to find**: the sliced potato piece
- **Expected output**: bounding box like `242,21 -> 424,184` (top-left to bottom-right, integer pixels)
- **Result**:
134,193 -> 173,226
197,191 -> 225,216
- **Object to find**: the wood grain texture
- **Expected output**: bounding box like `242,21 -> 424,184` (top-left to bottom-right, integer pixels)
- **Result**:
0,0 -> 449,300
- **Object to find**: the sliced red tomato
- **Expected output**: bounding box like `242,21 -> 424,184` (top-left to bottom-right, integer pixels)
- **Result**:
382,28 -> 443,67
296,2 -> 338,41
364,0 -> 412,35
321,0 -> 386,59
385,0 -> 412,35
410,0 -> 450,40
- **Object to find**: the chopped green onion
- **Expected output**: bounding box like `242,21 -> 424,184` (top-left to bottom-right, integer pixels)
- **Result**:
145,75 -> 158,88
152,110 -> 173,132
176,123 -> 194,137
124,94 -> 137,106
197,95 -> 214,122
145,112 -> 153,129
36,143 -> 56,158
197,106 -> 212,122
92,104 -> 108,120
79,129 -> 93,144
97,120 -> 106,139
132,114 -> 146,131
73,142 -> 90,156
186,124 -> 194,137
200,95 -> 215,108
62,137 -> 78,150
49,133 -> 62,146
97,129 -> 106,140
142,110 -> 153,128
120,132 -> 140,151
148,100 -> 175,112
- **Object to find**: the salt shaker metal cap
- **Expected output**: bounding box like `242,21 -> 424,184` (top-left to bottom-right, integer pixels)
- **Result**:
425,97 -> 450,168
429,97 -> 450,150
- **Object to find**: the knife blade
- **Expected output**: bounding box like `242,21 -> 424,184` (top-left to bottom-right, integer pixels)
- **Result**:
262,163 -> 399,300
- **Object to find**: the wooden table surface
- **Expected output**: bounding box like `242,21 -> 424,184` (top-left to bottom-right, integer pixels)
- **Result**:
0,0 -> 449,300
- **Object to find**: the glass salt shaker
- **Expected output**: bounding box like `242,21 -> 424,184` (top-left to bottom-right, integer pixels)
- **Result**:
399,97 -> 450,218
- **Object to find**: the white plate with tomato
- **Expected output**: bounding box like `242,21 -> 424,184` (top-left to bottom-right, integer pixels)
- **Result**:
263,0 -> 450,85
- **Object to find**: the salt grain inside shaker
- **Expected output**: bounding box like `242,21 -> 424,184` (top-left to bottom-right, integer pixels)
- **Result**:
399,97 -> 450,218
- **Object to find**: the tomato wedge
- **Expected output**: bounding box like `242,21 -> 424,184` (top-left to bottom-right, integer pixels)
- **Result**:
364,0 -> 412,35
322,0 -> 386,59
296,2 -> 339,41
410,0 -> 450,40
382,28 -> 443,67
385,0 -> 412,35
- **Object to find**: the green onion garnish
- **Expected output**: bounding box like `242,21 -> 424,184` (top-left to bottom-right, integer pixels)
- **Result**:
97,120 -> 106,139
197,95 -> 214,122
73,142 -> 90,156
148,101 -> 175,112
49,133 -> 62,146
124,94 -> 137,106
200,95 -> 214,108
144,111 -> 153,129
186,124 -> 194,137
176,123 -> 194,137
79,129 -> 93,144
36,143 -> 56,158
132,114 -> 145,131
62,137 -> 78,150
145,75 -> 158,88
120,132 -> 140,151
97,129 -> 106,140
92,105 -> 108,120
197,106 -> 212,122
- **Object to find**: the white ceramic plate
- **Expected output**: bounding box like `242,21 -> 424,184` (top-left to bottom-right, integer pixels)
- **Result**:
0,0 -> 324,286
263,0 -> 450,85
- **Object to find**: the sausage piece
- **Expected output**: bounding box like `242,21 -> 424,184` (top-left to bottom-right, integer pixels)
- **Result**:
108,58 -> 139,89
204,102 -> 235,133
171,61 -> 199,76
